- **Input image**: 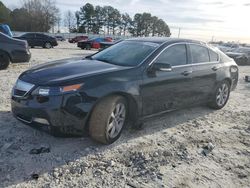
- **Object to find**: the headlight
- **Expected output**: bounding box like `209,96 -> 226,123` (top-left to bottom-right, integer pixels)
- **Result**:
33,83 -> 83,96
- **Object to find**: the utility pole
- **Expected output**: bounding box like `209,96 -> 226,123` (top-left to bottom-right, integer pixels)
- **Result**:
211,36 -> 214,42
178,28 -> 181,38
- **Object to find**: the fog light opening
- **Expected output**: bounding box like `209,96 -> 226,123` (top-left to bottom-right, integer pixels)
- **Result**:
33,118 -> 49,125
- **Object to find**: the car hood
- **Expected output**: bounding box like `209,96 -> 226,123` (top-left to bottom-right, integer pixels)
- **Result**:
20,58 -> 130,85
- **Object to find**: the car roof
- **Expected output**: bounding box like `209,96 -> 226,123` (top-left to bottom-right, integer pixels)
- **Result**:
127,37 -> 205,45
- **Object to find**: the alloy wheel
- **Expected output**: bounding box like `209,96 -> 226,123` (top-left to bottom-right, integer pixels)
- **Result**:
45,43 -> 52,49
106,103 -> 126,139
216,83 -> 229,107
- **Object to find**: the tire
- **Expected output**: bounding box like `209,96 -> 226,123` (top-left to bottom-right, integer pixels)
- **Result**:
89,95 -> 128,144
44,42 -> 52,49
86,44 -> 91,50
0,52 -> 10,70
208,80 -> 230,109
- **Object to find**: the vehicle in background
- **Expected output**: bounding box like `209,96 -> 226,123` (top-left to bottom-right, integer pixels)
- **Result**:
210,42 -> 239,53
226,47 -> 250,65
77,37 -> 112,50
0,24 -> 13,37
55,35 -> 65,41
0,32 -> 30,69
68,36 -> 88,43
15,33 -> 58,49
11,38 -> 238,144
99,39 -> 123,51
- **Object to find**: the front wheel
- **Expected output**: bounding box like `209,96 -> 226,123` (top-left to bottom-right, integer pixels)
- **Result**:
208,80 -> 230,109
89,96 -> 127,144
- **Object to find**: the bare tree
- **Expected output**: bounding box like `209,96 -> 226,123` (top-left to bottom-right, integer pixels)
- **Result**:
22,0 -> 59,32
64,10 -> 76,32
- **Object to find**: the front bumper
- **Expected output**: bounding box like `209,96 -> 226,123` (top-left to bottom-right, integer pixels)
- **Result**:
11,92 -> 92,135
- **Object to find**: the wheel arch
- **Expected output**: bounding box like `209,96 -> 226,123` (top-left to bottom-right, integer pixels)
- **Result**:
0,50 -> 12,62
84,91 -> 139,131
224,77 -> 232,86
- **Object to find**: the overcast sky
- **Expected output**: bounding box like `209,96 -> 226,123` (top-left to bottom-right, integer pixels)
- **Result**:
2,0 -> 250,42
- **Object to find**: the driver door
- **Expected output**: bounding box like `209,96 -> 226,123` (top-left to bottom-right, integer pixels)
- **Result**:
141,44 -> 194,116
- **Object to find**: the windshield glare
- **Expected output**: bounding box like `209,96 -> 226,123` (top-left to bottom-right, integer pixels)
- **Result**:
92,41 -> 159,66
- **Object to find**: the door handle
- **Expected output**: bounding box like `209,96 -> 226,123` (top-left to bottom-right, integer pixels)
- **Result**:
181,70 -> 192,76
212,66 -> 220,71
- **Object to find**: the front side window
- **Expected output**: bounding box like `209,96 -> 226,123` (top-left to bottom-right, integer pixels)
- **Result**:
190,44 -> 209,63
92,41 -> 159,66
155,44 -> 187,66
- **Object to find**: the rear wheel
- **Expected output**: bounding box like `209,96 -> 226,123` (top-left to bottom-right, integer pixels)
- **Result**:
208,80 -> 230,109
89,96 -> 127,144
0,52 -> 10,70
44,42 -> 52,49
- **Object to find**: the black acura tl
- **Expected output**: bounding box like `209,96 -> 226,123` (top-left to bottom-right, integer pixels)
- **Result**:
11,38 -> 238,144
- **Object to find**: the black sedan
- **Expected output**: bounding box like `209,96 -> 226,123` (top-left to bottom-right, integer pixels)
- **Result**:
0,32 -> 31,69
11,38 -> 238,144
15,33 -> 58,49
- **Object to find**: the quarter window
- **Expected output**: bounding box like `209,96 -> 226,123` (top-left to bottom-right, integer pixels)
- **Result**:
155,44 -> 187,66
209,49 -> 219,62
190,44 -> 209,63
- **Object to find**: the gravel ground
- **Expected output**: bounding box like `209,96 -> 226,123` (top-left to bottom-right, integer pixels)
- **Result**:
0,42 -> 249,188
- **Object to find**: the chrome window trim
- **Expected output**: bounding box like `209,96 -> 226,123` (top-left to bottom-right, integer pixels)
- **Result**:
148,42 -> 188,66
148,42 -> 221,68
190,43 -> 220,65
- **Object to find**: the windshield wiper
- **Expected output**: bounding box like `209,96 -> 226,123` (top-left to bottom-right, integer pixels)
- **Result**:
96,58 -> 112,64
85,55 -> 93,60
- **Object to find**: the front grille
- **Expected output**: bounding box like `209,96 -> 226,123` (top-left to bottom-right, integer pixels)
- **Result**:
14,89 -> 27,96
12,79 -> 35,97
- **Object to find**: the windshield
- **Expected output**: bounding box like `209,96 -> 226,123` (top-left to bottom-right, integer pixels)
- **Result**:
92,40 -> 159,66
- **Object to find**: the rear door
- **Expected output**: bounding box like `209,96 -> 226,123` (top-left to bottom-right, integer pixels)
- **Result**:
35,34 -> 46,47
188,44 -> 220,103
24,33 -> 36,47
141,43 -> 194,116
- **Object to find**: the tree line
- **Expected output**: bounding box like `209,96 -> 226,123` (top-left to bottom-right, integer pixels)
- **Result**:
0,1 -> 171,37
0,0 -> 59,32
72,3 -> 171,37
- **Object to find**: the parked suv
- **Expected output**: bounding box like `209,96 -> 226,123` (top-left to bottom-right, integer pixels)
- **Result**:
11,38 -> 238,144
15,33 -> 58,48
0,32 -> 30,69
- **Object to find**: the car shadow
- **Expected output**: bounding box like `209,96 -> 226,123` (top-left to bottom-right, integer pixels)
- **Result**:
0,105 -> 214,187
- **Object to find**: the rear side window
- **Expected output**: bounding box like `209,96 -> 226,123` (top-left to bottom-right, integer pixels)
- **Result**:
36,34 -> 46,38
209,49 -> 219,62
24,33 -> 35,38
156,44 -> 187,66
190,44 -> 209,63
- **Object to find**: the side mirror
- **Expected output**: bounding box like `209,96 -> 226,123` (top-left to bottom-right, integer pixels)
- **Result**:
152,62 -> 172,72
